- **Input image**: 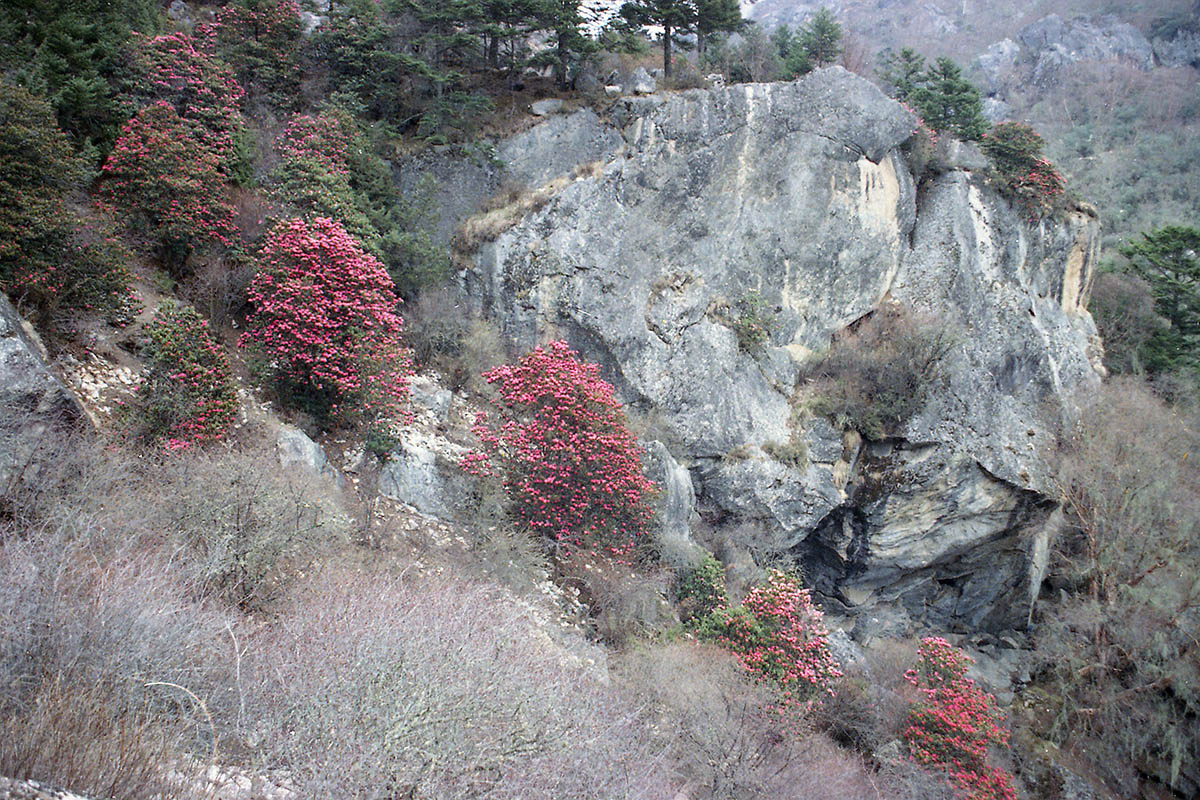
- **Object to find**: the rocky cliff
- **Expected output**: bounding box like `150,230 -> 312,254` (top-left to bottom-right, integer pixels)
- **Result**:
429,68 -> 1103,638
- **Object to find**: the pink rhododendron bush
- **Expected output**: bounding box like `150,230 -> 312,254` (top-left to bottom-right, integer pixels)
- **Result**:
903,637 -> 1016,800
700,570 -> 842,712
133,300 -> 238,450
99,102 -> 238,263
242,216 -> 412,444
462,341 -> 655,556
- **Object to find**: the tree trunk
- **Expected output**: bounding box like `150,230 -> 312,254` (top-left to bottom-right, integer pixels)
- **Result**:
663,24 -> 672,77
488,33 -> 499,70
558,30 -> 569,87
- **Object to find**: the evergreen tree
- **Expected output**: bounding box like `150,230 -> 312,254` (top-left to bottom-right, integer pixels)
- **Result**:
909,57 -> 988,140
799,7 -> 841,68
877,46 -> 926,102
695,0 -> 741,57
532,0 -> 598,88
0,0 -> 159,156
620,0 -> 698,77
772,23 -> 811,78
1120,225 -> 1200,376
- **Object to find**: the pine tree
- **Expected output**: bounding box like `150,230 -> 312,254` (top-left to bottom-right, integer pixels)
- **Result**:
909,57 -> 988,140
799,7 -> 841,68
695,0 -> 741,57
532,0 -> 598,88
1120,226 -> 1200,376
620,0 -> 698,77
877,46 -> 926,102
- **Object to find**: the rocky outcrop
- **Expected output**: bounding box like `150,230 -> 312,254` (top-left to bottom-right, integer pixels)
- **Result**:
457,68 -> 1102,635
0,295 -> 91,494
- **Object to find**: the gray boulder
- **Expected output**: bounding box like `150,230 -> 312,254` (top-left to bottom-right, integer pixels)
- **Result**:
458,67 -> 1102,633
1,294 -> 91,493
276,425 -> 343,487
377,431 -> 471,519
629,67 -> 656,94
530,98 -> 565,116
975,38 -> 1021,91
1019,14 -> 1155,85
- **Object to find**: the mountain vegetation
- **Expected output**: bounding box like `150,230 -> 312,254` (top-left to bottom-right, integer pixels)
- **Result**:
0,1 -> 1198,799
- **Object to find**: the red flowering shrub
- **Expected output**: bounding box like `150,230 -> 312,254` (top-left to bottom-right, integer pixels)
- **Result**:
131,32 -> 245,165
903,637 -> 1016,800
99,102 -> 238,265
200,0 -> 303,110
980,122 -> 1065,219
242,216 -> 412,441
134,300 -> 239,450
277,110 -> 356,176
462,341 -> 655,556
701,570 -> 842,711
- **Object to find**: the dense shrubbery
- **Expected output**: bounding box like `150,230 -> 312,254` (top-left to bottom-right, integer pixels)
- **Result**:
981,122 -> 1066,219
132,301 -> 238,451
700,570 -> 842,712
99,102 -> 239,267
243,216 -> 413,444
200,0 -> 303,111
129,32 -> 246,168
676,550 -> 729,623
0,83 -> 135,322
0,0 -> 159,155
803,304 -> 954,439
903,637 -> 1015,800
463,341 -> 655,557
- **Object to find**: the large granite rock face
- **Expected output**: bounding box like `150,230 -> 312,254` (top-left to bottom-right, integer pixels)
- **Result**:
0,295 -> 91,492
457,68 -> 1102,635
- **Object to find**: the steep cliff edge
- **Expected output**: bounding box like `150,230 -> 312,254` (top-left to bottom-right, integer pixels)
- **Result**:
449,68 -> 1103,637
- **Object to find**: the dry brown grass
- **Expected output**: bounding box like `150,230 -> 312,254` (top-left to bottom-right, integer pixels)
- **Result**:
452,175 -> 573,260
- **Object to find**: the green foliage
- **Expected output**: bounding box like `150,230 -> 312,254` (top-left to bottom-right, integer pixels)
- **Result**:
204,0 -> 304,112
0,82 -> 134,322
877,47 -> 927,103
1118,225 -> 1200,378
980,122 -> 1066,218
132,301 -> 239,450
695,0 -> 743,56
530,0 -> 600,87
676,552 -> 728,623
0,0 -> 158,155
798,7 -> 842,69
727,290 -> 777,353
908,57 -> 988,141
772,24 -> 812,78
621,0 -> 698,76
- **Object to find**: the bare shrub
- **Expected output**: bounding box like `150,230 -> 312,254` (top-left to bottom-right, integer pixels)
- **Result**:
452,176 -> 570,258
149,450 -> 349,609
801,303 -> 955,439
559,554 -> 676,647
250,567 -> 673,799
403,287 -> 508,394
620,642 -> 948,800
1089,270 -> 1168,376
1037,379 -> 1200,795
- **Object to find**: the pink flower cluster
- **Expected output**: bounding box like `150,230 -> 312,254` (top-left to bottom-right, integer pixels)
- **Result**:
277,111 -> 357,175
710,570 -> 842,711
241,216 -> 412,428
903,637 -> 1016,800
136,301 -> 238,449
461,341 -> 656,556
132,32 -> 245,165
98,102 -> 238,252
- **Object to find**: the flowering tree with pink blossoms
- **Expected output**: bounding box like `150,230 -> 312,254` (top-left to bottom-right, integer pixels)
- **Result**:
903,637 -> 1017,800
701,570 -> 842,712
462,341 -> 656,557
242,216 -> 412,446
98,101 -> 238,265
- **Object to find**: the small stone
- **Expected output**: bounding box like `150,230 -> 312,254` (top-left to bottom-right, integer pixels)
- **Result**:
530,98 -> 565,116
